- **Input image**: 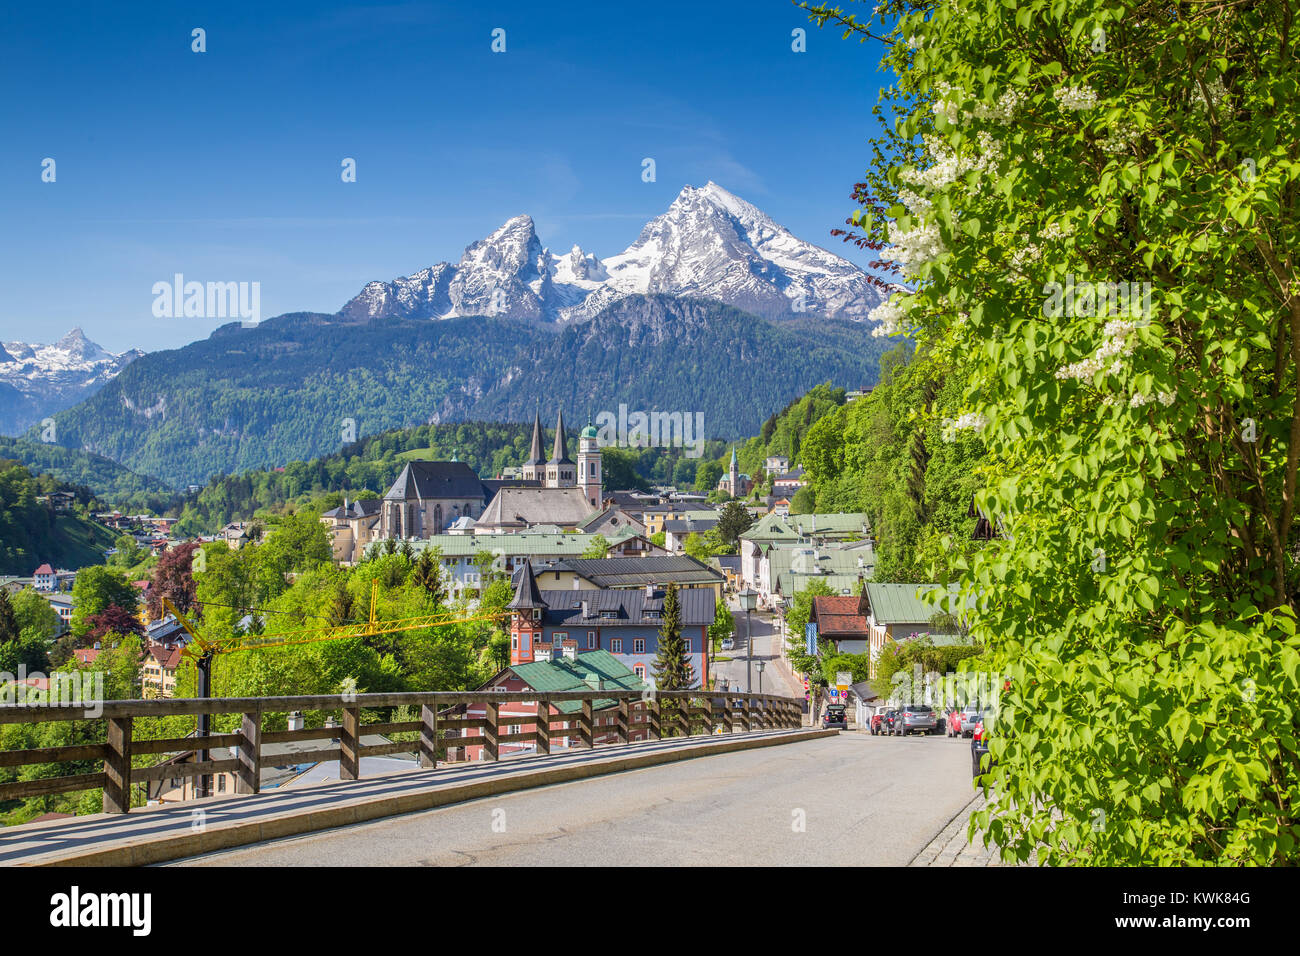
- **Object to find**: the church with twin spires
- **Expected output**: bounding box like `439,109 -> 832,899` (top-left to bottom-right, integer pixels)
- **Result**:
521,408 -> 603,509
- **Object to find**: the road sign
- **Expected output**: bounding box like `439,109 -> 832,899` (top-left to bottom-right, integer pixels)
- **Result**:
829,689 -> 839,699
805,623 -> 817,655
836,670 -> 851,691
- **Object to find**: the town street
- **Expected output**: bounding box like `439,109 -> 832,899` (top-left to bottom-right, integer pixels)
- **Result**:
176,732 -> 979,867
712,605 -> 801,699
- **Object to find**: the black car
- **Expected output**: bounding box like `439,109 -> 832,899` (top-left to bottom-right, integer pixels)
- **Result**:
880,709 -> 900,734
822,704 -> 848,730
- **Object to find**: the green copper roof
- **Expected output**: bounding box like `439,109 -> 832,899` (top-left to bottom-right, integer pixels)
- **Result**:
511,649 -> 648,713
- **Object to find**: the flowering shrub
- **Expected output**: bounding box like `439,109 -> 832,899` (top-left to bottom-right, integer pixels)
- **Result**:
805,0 -> 1300,864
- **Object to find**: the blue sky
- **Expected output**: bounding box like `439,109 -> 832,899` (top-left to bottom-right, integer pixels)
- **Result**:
0,1 -> 889,352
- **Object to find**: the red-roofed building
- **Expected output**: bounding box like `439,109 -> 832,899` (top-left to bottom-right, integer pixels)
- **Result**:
33,564 -> 56,591
72,647 -> 101,666
810,592 -> 871,655
142,642 -> 183,698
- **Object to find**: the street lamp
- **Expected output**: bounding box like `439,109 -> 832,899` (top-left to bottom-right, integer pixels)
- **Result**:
738,588 -> 758,694
756,659 -> 766,696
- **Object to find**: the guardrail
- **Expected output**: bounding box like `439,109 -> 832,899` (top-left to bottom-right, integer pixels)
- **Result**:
0,690 -> 803,814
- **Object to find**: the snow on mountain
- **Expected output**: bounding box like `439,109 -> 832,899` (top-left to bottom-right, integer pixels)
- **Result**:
340,183 -> 885,325
0,327 -> 143,433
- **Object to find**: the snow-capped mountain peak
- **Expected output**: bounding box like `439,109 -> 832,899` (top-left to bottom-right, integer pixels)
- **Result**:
340,184 -> 884,325
0,328 -> 144,433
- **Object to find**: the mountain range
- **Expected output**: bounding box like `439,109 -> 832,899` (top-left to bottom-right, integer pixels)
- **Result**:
20,184 -> 889,491
0,328 -> 143,435
340,182 -> 885,324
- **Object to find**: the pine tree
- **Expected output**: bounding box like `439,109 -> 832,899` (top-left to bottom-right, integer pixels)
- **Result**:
412,550 -> 445,606
326,581 -> 354,627
651,583 -> 693,691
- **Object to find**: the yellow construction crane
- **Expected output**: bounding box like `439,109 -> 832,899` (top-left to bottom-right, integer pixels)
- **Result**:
161,581 -> 507,798
165,581 -> 507,663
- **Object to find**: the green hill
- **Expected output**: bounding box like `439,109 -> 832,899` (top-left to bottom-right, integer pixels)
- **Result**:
36,297 -> 889,489
0,461 -> 118,574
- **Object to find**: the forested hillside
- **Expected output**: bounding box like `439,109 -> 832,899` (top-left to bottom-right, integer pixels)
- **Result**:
0,438 -> 172,512
0,462 -> 118,574
796,346 -> 987,582
37,297 -> 889,488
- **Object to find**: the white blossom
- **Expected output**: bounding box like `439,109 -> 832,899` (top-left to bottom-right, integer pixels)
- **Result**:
1053,84 -> 1098,111
869,296 -> 912,337
881,220 -> 946,278
1055,319 -> 1140,382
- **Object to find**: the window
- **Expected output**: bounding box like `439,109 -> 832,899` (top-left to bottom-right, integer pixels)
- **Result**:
683,638 -> 691,652
217,776 -> 227,793
587,631 -> 596,649
635,665 -> 645,678
634,638 -> 646,654
511,635 -> 518,650
509,724 -> 521,735
611,639 -> 623,653
553,632 -> 567,642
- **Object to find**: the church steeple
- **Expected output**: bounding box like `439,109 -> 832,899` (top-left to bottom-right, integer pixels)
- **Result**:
521,409 -> 545,482
526,411 -> 545,466
545,408 -> 575,488
550,409 -> 572,465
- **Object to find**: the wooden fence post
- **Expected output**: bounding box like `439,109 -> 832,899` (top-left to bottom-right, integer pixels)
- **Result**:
649,696 -> 661,741
236,711 -> 261,794
340,706 -> 360,780
580,699 -> 594,749
741,697 -> 752,733
484,700 -> 499,761
536,699 -> 551,755
103,716 -> 133,814
617,698 -> 629,744
419,703 -> 439,769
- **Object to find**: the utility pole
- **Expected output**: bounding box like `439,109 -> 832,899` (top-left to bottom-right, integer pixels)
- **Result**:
195,650 -> 213,799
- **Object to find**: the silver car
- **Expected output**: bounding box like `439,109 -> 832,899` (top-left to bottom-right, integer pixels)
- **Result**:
895,705 -> 936,736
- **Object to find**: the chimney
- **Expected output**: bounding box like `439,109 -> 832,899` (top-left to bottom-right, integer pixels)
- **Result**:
581,600 -> 589,618
583,672 -> 602,690
644,584 -> 654,599
572,577 -> 579,590
287,711 -> 305,732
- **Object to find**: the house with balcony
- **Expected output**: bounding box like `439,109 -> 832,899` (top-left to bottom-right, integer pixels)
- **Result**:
507,562 -> 714,686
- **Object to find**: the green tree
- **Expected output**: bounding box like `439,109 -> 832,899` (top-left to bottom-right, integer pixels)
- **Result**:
807,0 -> 1300,863
651,583 -> 693,691
10,588 -> 58,642
69,566 -> 138,638
580,534 -> 610,559
707,597 -> 734,654
715,500 -> 754,550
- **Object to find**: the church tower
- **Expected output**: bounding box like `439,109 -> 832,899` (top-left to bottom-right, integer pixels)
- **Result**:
728,445 -> 740,496
521,410 -> 545,482
577,419 -> 602,508
546,409 -> 575,488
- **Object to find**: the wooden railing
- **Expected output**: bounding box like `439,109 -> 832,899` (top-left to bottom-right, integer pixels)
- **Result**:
0,690 -> 805,814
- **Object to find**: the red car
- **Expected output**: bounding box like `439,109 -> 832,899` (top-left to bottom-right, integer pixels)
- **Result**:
870,712 -> 885,735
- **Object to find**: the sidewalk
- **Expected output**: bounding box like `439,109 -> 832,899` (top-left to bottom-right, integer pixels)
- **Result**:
908,792 -> 1038,867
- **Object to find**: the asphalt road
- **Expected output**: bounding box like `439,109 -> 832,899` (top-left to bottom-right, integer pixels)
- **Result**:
176,731 -> 978,866
713,607 -> 800,699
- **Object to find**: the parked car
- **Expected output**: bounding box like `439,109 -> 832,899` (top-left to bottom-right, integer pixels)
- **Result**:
948,707 -> 982,738
895,705 -> 936,736
870,712 -> 886,735
721,637 -> 735,651
880,709 -> 900,734
971,719 -> 992,777
822,704 -> 848,730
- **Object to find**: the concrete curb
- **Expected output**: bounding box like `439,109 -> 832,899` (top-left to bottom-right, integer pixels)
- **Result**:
16,729 -> 837,867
